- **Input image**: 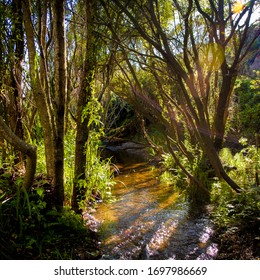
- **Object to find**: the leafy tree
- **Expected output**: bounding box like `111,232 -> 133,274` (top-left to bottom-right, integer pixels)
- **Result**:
100,0 -> 259,194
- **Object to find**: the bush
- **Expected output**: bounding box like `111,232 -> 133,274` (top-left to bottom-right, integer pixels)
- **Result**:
211,180 -> 260,229
213,141 -> 260,228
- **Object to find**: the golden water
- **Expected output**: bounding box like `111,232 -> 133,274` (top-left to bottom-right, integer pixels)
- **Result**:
93,163 -> 218,259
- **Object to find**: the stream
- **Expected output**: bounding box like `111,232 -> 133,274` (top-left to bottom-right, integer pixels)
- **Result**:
89,163 -> 219,260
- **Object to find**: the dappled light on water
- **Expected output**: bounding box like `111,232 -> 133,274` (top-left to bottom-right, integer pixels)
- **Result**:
92,163 -> 218,260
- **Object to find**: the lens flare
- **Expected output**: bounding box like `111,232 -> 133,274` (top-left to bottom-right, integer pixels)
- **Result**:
232,1 -> 245,14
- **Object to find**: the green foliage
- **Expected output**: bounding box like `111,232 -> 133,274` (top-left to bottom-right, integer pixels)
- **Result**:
105,93 -> 134,134
77,96 -> 115,210
0,186 -> 98,259
0,170 -> 22,205
211,180 -> 235,227
34,127 -> 77,204
220,140 -> 259,187
77,131 -> 115,209
35,140 -> 47,174
30,95 -> 115,208
64,129 -> 76,203
160,152 -> 186,189
82,96 -> 103,128
233,76 -> 260,136
211,180 -> 260,230
160,150 -> 212,213
160,143 -> 210,189
212,141 -> 260,233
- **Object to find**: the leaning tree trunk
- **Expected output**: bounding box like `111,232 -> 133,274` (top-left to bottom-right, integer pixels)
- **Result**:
214,62 -> 237,151
0,116 -> 36,190
200,132 -> 241,193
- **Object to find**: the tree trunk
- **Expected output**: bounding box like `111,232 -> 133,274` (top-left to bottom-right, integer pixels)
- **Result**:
200,132 -> 241,193
0,116 -> 36,190
214,62 -> 237,150
22,0 -> 67,209
22,0 -> 55,178
9,0 -> 24,164
52,0 -> 66,209
71,0 -> 97,211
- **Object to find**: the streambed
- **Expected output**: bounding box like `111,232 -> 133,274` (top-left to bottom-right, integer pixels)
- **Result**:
91,163 -> 218,260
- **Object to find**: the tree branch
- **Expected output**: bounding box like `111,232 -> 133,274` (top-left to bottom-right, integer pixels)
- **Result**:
0,116 -> 36,190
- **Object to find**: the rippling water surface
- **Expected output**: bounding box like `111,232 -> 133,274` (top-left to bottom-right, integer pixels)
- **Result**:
92,163 -> 218,260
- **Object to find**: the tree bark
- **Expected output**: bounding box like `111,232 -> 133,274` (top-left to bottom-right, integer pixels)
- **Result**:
22,0 -> 67,209
214,63 -> 237,150
71,0 -> 97,211
0,116 -> 36,190
10,0 -> 24,150
52,0 -> 66,209
22,0 -> 55,178
200,132 -> 241,192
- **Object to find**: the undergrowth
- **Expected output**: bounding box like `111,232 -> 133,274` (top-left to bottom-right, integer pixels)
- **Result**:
212,139 -> 260,227
160,139 -> 260,228
159,149 -> 212,209
0,183 -> 99,260
211,181 -> 260,229
210,140 -> 260,258
76,96 -> 115,210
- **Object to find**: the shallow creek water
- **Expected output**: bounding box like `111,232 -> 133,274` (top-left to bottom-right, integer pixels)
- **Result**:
91,163 -> 218,260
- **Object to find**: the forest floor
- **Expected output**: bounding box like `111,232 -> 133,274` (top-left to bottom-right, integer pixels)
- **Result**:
214,224 -> 260,260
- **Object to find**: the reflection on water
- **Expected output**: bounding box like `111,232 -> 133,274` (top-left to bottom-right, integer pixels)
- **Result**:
92,163 -> 218,260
